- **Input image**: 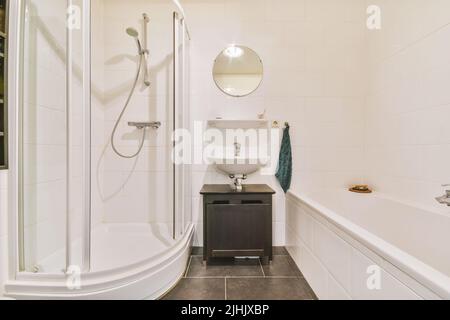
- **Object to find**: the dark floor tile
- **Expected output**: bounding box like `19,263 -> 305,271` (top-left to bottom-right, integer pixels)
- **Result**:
186,256 -> 264,278
272,247 -> 288,255
226,278 -> 316,300
191,247 -> 203,256
162,278 -> 225,300
262,255 -> 303,277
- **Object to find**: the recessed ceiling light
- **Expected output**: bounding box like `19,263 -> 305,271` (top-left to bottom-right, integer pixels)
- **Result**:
224,46 -> 243,58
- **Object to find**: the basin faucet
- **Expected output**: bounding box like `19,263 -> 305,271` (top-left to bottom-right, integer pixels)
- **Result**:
234,141 -> 241,157
229,174 -> 247,192
436,184 -> 450,206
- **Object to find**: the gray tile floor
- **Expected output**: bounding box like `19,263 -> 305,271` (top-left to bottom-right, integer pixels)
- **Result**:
162,247 -> 317,300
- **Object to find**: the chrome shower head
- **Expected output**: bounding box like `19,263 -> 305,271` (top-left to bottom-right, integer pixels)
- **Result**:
126,25 -> 150,87
126,27 -> 139,38
126,27 -> 143,54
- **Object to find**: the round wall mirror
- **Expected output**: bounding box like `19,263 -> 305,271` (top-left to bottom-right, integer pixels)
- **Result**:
213,45 -> 264,97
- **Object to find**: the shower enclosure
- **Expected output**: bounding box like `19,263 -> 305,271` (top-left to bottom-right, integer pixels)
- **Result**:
5,0 -> 192,299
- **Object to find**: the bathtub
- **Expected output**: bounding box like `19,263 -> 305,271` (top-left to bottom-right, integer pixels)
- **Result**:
286,189 -> 450,300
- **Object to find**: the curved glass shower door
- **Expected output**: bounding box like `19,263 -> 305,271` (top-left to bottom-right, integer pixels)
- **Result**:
18,0 -> 191,277
88,0 -> 189,272
19,0 -> 90,273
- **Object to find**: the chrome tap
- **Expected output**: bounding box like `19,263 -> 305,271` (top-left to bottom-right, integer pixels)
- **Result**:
436,184 -> 450,206
229,174 -> 247,192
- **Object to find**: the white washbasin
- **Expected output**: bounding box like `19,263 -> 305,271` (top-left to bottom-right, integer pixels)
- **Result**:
209,155 -> 269,175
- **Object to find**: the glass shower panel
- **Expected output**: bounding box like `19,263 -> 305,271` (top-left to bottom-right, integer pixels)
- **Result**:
20,0 -> 89,274
21,0 -> 68,273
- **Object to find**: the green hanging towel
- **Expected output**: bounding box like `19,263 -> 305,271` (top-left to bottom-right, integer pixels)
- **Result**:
275,124 -> 292,193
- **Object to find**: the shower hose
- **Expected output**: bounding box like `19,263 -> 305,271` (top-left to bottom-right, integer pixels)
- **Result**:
110,54 -> 146,159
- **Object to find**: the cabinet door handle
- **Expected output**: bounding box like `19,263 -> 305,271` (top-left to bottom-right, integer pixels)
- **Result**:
212,200 -> 230,205
241,200 -> 263,204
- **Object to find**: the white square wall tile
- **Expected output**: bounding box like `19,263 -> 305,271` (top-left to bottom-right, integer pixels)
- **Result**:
272,195 -> 286,223
191,196 -> 203,223
191,172 -> 218,195
225,0 -> 267,22
266,0 -> 306,21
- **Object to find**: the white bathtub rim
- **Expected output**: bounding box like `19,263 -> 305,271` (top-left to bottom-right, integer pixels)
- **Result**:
287,190 -> 450,300
4,224 -> 194,299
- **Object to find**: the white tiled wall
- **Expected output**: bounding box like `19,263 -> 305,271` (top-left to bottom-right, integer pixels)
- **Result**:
183,0 -> 367,246
94,0 -> 178,225
364,0 -> 450,213
0,171 -> 8,296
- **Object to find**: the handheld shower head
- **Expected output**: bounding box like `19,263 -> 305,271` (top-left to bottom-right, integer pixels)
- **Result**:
126,28 -> 143,54
126,27 -> 139,38
126,25 -> 151,87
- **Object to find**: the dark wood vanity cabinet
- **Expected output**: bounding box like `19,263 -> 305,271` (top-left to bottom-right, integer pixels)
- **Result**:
200,184 -> 275,264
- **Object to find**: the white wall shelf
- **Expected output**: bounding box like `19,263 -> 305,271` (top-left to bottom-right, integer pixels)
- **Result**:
207,119 -> 269,129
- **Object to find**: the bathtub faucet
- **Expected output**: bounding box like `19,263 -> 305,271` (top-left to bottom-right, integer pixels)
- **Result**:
436,184 -> 450,206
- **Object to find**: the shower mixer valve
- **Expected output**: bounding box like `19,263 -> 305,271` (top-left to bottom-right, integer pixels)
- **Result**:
128,121 -> 161,130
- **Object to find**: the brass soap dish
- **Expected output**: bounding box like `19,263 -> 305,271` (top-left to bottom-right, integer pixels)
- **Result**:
349,185 -> 372,194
